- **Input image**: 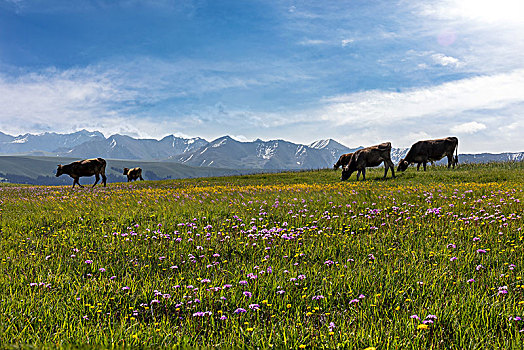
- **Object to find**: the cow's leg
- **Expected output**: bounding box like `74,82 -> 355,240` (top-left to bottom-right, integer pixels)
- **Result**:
388,160 -> 395,178
92,174 -> 100,187
128,177 -> 131,182
447,155 -> 452,168
416,163 -> 420,171
74,177 -> 83,188
102,174 -> 107,187
140,175 -> 144,181
423,162 -> 427,171
361,168 -> 366,181
383,165 -> 388,178
356,170 -> 361,181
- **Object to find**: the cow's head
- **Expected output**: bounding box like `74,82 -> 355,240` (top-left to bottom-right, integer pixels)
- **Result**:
333,162 -> 340,170
56,165 -> 63,177
397,159 -> 409,172
123,168 -> 129,175
340,165 -> 354,181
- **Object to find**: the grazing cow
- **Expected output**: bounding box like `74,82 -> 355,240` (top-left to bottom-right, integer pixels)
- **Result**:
333,152 -> 354,170
55,158 -> 107,188
341,142 -> 395,181
397,137 -> 458,172
123,167 -> 144,182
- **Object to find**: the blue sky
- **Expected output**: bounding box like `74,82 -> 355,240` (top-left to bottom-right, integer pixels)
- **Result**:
0,0 -> 523,152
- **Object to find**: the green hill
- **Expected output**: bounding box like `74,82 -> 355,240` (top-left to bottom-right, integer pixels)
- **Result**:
0,156 -> 267,185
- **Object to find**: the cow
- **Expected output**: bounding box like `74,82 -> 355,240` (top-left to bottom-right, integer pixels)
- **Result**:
397,137 -> 458,172
341,142 -> 395,181
333,152 -> 354,170
123,167 -> 144,182
55,158 -> 107,188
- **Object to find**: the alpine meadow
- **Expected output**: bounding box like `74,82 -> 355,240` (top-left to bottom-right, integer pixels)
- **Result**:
1,162 -> 523,348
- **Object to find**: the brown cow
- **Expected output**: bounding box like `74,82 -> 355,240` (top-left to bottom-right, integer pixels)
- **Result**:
123,167 -> 144,182
56,158 -> 107,188
397,137 -> 458,172
333,152 -> 354,170
341,142 -> 395,181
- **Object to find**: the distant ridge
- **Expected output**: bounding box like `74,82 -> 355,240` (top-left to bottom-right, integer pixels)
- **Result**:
0,130 -> 522,170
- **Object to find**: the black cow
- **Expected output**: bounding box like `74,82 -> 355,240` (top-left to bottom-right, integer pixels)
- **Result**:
397,137 -> 458,172
341,142 -> 395,181
56,158 -> 107,188
123,167 -> 144,182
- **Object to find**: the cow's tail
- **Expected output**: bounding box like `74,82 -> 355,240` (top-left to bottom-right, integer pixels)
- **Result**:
454,139 -> 459,165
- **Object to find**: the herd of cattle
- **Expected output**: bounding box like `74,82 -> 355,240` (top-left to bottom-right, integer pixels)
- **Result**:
335,136 -> 459,180
54,136 -> 459,187
55,158 -> 143,188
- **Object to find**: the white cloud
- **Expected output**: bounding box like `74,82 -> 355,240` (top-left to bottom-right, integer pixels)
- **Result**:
431,53 -> 461,67
341,39 -> 354,47
319,69 -> 524,126
450,121 -> 486,134
298,39 -> 327,46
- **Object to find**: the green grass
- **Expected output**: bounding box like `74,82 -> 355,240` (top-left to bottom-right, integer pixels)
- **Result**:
0,162 -> 523,348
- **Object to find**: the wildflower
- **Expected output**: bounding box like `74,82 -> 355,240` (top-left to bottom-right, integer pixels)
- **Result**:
476,265 -> 484,271
446,244 -> 456,249
476,249 -> 487,254
450,256 -> 457,261
277,290 -> 285,294
249,304 -> 260,310
498,286 -> 508,295
349,299 -> 359,304
99,268 -> 106,272
410,314 -> 420,320
85,260 -> 93,264
243,291 -> 252,298
425,314 -> 438,320
467,279 -> 475,283
122,286 -> 130,291
473,237 -> 480,241
220,315 -> 227,320
234,308 -> 247,314
312,295 -> 324,300
417,324 -> 429,330
200,279 -> 211,283
239,280 -> 248,285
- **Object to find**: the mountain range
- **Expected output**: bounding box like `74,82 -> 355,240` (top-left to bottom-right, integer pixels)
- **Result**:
0,130 -> 522,170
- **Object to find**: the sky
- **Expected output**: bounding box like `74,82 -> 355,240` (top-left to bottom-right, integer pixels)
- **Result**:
0,0 -> 523,152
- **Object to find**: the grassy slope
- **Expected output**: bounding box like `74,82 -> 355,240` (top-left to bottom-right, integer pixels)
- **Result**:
0,162 -> 523,348
0,156 -> 261,185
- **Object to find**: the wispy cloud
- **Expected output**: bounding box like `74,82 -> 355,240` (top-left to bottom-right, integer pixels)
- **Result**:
319,69 -> 524,126
450,121 -> 486,134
